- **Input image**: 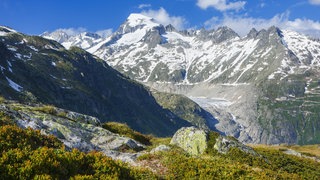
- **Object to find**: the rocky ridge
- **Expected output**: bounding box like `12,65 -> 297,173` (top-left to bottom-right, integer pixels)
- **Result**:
0,101 -> 145,163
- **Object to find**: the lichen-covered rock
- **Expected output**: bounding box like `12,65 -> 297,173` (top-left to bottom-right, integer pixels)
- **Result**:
170,126 -> 207,155
0,103 -> 145,164
213,136 -> 258,156
65,111 -> 101,126
150,144 -> 171,153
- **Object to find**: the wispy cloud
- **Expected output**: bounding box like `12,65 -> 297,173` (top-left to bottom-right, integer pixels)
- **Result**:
204,12 -> 320,38
138,4 -> 151,9
95,29 -> 113,38
197,0 -> 246,11
54,27 -> 87,36
141,7 -> 187,30
259,3 -> 266,8
309,0 -> 320,5
49,27 -> 113,38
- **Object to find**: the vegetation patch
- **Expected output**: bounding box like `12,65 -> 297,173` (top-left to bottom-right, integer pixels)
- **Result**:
32,105 -> 57,115
102,122 -> 152,146
0,121 -> 157,179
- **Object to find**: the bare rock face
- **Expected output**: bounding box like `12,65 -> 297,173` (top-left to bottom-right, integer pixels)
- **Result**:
170,127 -> 208,155
213,136 -> 258,156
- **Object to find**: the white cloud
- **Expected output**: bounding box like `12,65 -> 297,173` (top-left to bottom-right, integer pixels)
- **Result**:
197,0 -> 246,11
138,4 -> 151,9
309,0 -> 320,5
204,12 -> 320,38
51,27 -> 113,38
141,8 -> 187,30
95,29 -> 113,38
55,27 -> 87,36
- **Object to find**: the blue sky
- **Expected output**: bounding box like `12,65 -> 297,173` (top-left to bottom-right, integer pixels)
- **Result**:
1,0 -> 320,37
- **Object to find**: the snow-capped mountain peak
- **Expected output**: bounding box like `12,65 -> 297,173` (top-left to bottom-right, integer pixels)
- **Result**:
41,14 -> 320,86
41,30 -> 70,43
126,13 -> 159,28
41,29 -> 106,50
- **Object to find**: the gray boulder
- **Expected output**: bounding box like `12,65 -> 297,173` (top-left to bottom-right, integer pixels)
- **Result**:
170,126 -> 207,155
150,144 -> 171,153
214,136 -> 258,156
170,126 -> 259,157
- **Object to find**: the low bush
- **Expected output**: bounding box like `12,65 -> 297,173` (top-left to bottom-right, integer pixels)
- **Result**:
0,125 -> 157,179
0,96 -> 5,104
33,105 -> 57,115
102,122 -> 152,145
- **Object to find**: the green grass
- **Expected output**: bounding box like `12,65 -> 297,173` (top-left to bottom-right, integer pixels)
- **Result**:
102,122 -> 153,146
0,96 -> 5,104
0,116 -> 157,179
32,105 -> 57,115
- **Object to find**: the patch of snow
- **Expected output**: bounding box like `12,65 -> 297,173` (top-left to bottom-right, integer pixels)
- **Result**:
7,61 -> 12,73
23,53 -> 32,60
0,32 -> 8,36
16,40 -> 25,45
61,42 -> 73,49
15,53 -> 22,59
0,65 -> 5,73
0,26 -> 17,33
28,45 -> 39,52
117,29 -> 147,45
44,44 -> 60,50
268,74 -> 275,80
7,61 -> 12,67
261,47 -> 272,57
42,35 -> 55,40
50,75 -> 57,79
8,47 -> 17,51
6,77 -> 23,92
87,36 -> 112,54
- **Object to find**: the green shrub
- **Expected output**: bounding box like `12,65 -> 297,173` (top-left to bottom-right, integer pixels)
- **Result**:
0,125 -> 63,152
57,111 -> 67,118
33,105 -> 57,115
102,122 -> 152,145
0,96 -> 5,104
0,111 -> 13,126
205,131 -> 220,155
0,125 -> 157,179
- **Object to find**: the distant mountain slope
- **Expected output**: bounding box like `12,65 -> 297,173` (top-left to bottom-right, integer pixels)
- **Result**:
43,13 -> 320,145
0,26 -> 191,136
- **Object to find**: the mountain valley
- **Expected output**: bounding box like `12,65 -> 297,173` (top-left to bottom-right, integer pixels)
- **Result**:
43,13 -> 320,145
1,12 -> 320,179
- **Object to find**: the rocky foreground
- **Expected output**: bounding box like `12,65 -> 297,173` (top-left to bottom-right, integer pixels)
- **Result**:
1,99 -> 320,179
